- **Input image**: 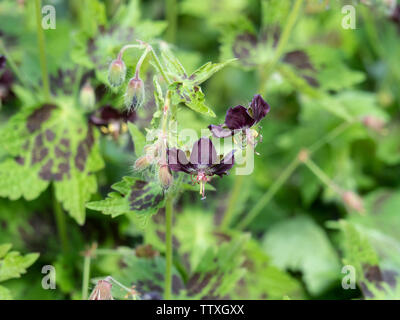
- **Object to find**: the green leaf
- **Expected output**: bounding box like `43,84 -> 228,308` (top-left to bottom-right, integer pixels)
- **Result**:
86,177 -> 165,219
0,285 -> 12,300
0,245 -> 39,282
0,244 -> 12,259
262,215 -> 341,295
127,123 -> 146,157
188,59 -> 236,86
0,101 -> 104,224
170,82 -> 216,117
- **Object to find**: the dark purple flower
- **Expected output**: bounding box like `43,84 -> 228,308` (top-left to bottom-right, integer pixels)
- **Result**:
0,55 -> 6,71
167,137 -> 235,199
89,105 -> 136,140
0,56 -> 14,103
208,94 -> 270,139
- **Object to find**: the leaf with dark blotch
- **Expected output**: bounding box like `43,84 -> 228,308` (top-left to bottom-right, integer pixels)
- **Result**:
0,103 -> 104,224
86,176 -> 165,219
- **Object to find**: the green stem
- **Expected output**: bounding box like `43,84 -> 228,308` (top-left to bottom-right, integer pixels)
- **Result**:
221,143 -> 252,229
237,157 -> 300,230
240,120 -> 353,229
164,196 -> 173,300
82,255 -> 91,300
303,158 -> 341,193
166,0 -> 177,43
308,121 -> 355,154
150,47 -> 172,85
0,41 -> 34,90
35,0 -> 51,101
259,0 -> 304,92
52,187 -> 69,254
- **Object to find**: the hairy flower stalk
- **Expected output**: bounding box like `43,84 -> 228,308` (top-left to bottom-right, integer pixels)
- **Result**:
158,91 -> 173,189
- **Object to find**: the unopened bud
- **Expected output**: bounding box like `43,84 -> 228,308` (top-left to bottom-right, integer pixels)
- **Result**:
362,116 -> 385,133
125,77 -> 145,110
342,191 -> 365,214
79,81 -> 95,111
108,59 -> 126,87
134,155 -> 151,171
159,165 -> 173,189
89,278 -> 113,300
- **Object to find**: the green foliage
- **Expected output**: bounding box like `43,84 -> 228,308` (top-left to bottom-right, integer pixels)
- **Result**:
87,177 -> 165,220
0,101 -> 104,224
0,243 -> 38,299
1,0 -> 400,301
263,215 -> 341,295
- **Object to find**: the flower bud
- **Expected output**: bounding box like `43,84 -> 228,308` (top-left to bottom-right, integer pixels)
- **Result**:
89,278 -> 113,300
124,77 -> 145,111
342,191 -> 365,214
362,116 -> 385,134
134,155 -> 151,171
159,165 -> 173,189
108,59 -> 126,87
79,81 -> 95,111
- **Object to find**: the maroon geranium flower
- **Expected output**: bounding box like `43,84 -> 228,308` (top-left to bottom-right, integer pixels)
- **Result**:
89,105 -> 136,140
208,94 -> 270,143
167,137 -> 235,199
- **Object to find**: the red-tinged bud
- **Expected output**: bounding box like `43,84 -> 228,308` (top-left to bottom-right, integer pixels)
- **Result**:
159,164 -> 173,189
362,116 -> 385,133
108,59 -> 126,87
134,155 -> 151,171
125,77 -> 145,111
342,191 -> 365,214
79,81 -> 95,111
89,278 -> 113,300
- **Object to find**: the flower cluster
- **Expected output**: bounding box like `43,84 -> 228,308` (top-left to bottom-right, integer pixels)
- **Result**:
167,95 -> 270,199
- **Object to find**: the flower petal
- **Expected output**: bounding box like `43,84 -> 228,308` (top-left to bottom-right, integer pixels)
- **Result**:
167,148 -> 194,173
210,150 -> 236,177
225,105 -> 255,130
208,124 -> 233,138
249,95 -> 270,124
189,137 -> 218,168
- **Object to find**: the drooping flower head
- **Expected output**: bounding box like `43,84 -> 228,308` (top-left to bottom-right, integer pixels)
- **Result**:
167,137 -> 235,199
208,95 -> 270,147
89,105 -> 135,140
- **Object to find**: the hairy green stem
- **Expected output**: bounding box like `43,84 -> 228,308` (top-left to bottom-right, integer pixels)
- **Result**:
81,255 -> 91,300
237,157 -> 300,230
166,0 -> 177,43
164,196 -> 173,300
52,187 -> 69,254
150,47 -> 172,85
35,0 -> 51,101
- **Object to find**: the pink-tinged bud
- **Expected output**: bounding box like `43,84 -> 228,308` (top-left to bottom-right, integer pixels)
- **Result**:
342,191 -> 365,214
89,278 -> 113,300
79,81 -> 95,111
134,155 -> 151,171
108,59 -> 126,87
362,116 -> 385,133
159,165 -> 173,189
124,77 -> 145,110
